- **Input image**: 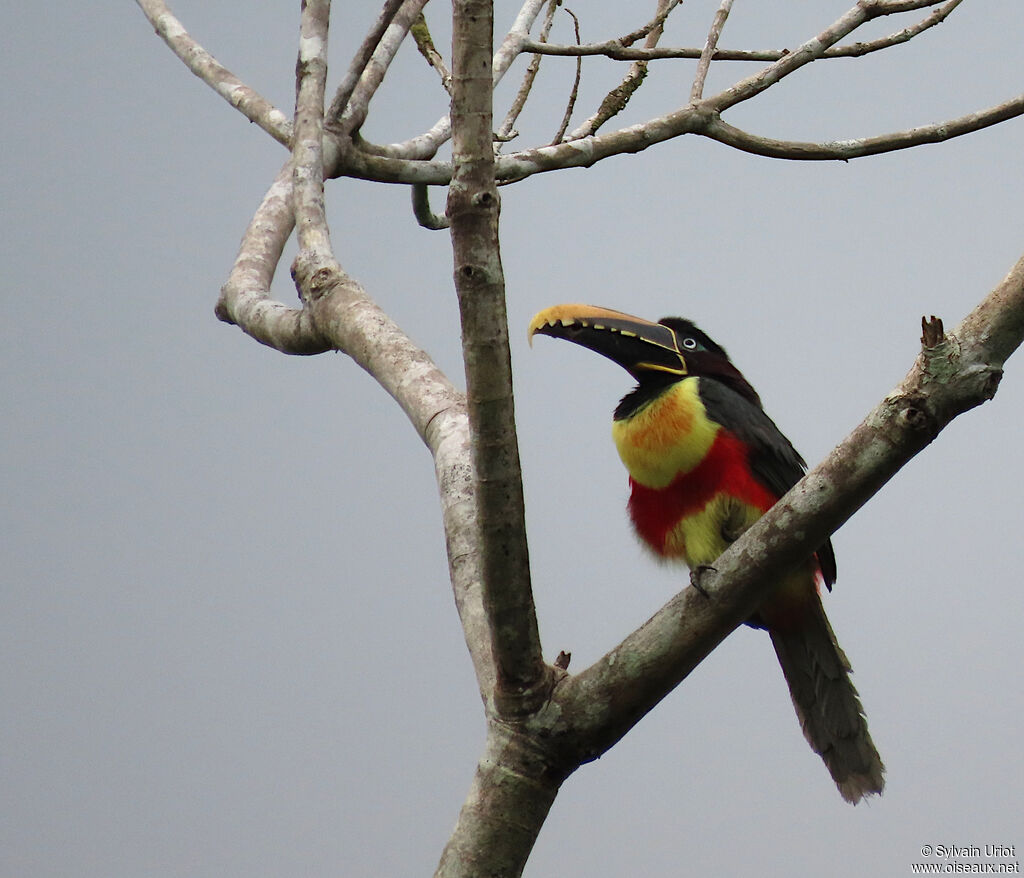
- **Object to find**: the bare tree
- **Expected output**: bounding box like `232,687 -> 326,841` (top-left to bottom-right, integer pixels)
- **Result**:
135,1 -> 1024,874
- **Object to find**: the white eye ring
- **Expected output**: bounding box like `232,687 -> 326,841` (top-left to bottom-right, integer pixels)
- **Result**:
681,337 -> 698,350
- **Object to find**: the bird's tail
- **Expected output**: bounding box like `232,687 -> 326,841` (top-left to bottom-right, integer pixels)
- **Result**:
768,598 -> 885,804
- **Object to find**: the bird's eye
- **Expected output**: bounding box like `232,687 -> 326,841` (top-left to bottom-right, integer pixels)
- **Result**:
681,337 -> 698,350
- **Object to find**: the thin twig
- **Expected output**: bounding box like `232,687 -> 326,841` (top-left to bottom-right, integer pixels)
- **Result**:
497,0 -> 560,145
838,0 -> 963,56
873,0 -> 950,13
522,40 -> 777,62
617,0 -> 682,47
690,0 -> 734,103
568,0 -> 677,140
550,8 -> 582,145
704,0 -> 896,115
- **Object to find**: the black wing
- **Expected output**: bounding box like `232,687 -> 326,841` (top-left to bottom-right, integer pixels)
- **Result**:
698,378 -> 837,588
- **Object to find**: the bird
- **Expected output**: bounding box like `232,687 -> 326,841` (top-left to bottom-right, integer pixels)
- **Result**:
528,303 -> 884,804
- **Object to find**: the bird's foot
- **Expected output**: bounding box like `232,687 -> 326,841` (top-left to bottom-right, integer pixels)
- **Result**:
690,565 -> 716,598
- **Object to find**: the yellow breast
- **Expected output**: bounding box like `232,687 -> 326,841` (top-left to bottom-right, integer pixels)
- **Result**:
611,379 -> 720,489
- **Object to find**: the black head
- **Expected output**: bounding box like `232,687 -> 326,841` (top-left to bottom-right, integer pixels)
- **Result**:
655,317 -> 760,407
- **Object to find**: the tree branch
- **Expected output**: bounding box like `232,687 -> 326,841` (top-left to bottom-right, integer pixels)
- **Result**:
705,0 -> 903,115
350,119 -> 454,161
292,0 -> 334,268
339,0 -> 958,176
134,0 -> 292,147
618,0 -> 683,48
834,0 -> 962,57
448,0 -> 547,715
567,0 -> 675,140
701,93 -> 1024,160
328,0 -> 428,136
412,183 -> 450,229
496,0 -> 560,145
549,7 -> 582,146
435,723 -> 566,878
215,163 -> 330,355
493,0 -> 550,79
333,79 -> 1024,185
326,0 -> 407,129
690,0 -> 734,104
339,1 -> 550,171
290,2 -> 500,711
135,0 -> 963,168
524,0 -> 962,62
436,4 -> 562,873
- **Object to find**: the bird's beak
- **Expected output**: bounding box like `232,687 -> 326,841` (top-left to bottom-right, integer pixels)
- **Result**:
528,303 -> 688,379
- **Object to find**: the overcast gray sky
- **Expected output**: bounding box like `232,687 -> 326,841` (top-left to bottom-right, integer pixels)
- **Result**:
3,3 -> 1023,876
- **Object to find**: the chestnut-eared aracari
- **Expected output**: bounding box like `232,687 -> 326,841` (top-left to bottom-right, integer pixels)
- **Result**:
529,304 -> 884,804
